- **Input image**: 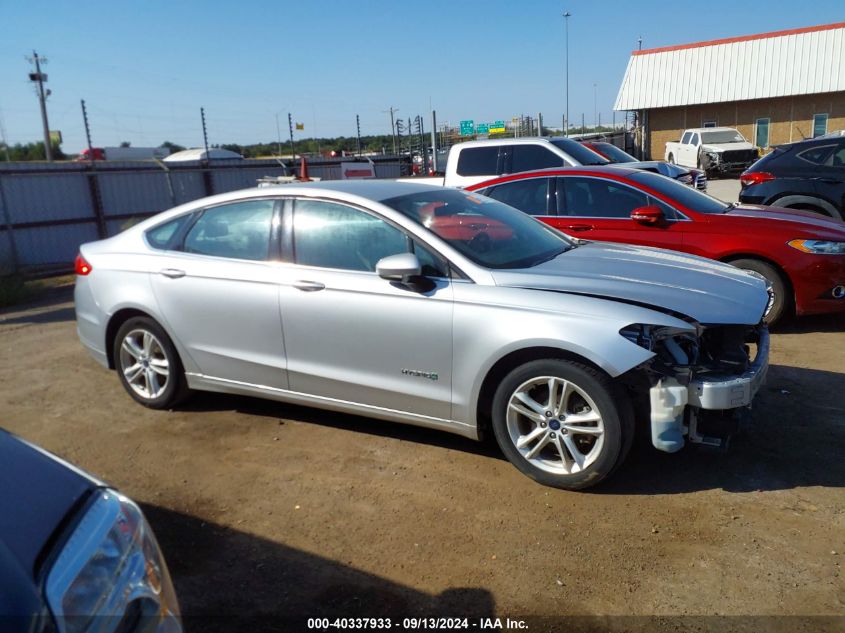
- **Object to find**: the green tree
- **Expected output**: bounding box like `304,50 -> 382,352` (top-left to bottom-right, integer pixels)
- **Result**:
5,141 -> 66,161
159,141 -> 185,154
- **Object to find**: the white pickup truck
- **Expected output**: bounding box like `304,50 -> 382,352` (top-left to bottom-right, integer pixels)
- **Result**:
404,137 -> 703,190
664,127 -> 758,175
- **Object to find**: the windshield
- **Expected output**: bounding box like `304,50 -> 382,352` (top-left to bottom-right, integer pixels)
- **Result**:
549,138 -> 610,166
381,189 -> 574,269
700,130 -> 746,144
591,143 -> 637,163
628,171 -> 731,214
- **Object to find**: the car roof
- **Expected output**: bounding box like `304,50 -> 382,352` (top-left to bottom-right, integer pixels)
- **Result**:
687,127 -> 738,133
775,135 -> 843,150
264,179 -> 441,201
452,137 -> 557,148
468,165 -> 644,188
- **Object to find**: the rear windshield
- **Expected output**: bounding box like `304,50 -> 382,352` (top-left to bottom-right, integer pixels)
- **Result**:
628,171 -> 731,214
549,139 -> 609,166
590,143 -> 637,163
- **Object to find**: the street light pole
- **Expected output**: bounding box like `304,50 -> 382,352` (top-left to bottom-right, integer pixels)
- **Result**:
563,12 -> 571,137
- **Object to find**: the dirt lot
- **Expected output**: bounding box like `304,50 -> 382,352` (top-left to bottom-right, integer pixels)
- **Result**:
1,284 -> 843,630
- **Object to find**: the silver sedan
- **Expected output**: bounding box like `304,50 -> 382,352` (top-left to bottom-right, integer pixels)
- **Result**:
75,181 -> 770,489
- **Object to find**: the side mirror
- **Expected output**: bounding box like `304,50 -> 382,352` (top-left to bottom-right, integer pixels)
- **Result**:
376,252 -> 422,282
630,205 -> 665,225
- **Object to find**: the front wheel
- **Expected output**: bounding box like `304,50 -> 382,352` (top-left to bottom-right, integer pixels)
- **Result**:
729,258 -> 789,326
113,317 -> 190,409
491,360 -> 633,490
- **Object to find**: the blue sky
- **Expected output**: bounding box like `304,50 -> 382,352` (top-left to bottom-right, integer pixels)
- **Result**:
1,0 -> 843,152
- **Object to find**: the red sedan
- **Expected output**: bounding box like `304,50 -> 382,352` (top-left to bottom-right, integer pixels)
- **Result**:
467,167 -> 845,324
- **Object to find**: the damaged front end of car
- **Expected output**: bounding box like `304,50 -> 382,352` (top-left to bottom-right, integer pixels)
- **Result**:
619,320 -> 769,452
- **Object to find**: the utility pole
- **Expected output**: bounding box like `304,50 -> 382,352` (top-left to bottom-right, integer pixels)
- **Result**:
383,106 -> 398,154
81,100 -> 94,162
395,118 -> 404,156
27,51 -> 53,161
356,114 -> 362,156
200,107 -> 210,159
288,113 -> 295,162
275,112 -> 283,157
430,110 -> 438,173
0,108 -> 10,161
538,112 -> 543,136
563,12 -> 571,137
593,83 -> 597,131
638,35 -> 643,51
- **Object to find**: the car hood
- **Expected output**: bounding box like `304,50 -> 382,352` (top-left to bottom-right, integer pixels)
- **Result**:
701,142 -> 756,152
726,204 -> 845,234
491,241 -> 769,325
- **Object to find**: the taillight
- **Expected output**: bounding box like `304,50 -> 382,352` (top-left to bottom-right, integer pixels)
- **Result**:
740,171 -> 775,187
75,253 -> 92,275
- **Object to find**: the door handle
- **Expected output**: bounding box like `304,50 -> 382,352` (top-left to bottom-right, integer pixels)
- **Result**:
293,280 -> 326,292
563,224 -> 594,232
159,268 -> 186,279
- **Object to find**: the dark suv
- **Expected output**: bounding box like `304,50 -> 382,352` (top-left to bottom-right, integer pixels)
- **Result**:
739,134 -> 845,220
0,428 -> 181,632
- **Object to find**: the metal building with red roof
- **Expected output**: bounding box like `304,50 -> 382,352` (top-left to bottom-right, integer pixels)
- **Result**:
614,22 -> 845,159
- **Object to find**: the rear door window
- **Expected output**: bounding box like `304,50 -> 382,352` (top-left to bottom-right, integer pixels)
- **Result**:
510,145 -> 564,173
797,144 -> 835,166
681,132 -> 692,144
183,200 -> 275,261
557,177 -> 649,218
456,147 -> 499,176
146,214 -> 193,250
830,142 -> 845,168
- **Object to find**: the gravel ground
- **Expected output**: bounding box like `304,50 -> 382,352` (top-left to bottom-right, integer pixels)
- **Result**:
704,178 -> 741,203
1,285 -> 843,631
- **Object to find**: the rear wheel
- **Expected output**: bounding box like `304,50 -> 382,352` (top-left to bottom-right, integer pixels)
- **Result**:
113,317 -> 189,409
729,259 -> 789,325
491,360 -> 633,490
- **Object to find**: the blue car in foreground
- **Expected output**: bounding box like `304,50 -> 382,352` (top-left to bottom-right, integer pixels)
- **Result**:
0,428 -> 181,633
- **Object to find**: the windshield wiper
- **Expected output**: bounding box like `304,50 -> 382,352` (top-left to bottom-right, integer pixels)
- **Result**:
533,247 -> 570,266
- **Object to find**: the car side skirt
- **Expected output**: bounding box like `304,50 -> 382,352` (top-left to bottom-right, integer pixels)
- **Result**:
185,373 -> 479,440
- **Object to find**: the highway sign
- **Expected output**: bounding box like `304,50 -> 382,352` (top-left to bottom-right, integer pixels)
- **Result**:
459,120 -> 475,136
476,123 -> 489,134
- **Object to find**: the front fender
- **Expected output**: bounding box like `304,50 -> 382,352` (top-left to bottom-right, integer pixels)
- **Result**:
449,284 -> 694,428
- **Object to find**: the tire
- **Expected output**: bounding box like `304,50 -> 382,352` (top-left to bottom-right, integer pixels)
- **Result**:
491,359 -> 633,490
113,316 -> 190,409
667,154 -> 675,165
729,259 -> 790,326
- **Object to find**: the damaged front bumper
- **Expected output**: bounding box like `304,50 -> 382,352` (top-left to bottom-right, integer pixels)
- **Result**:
621,322 -> 770,453
649,328 -> 768,451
